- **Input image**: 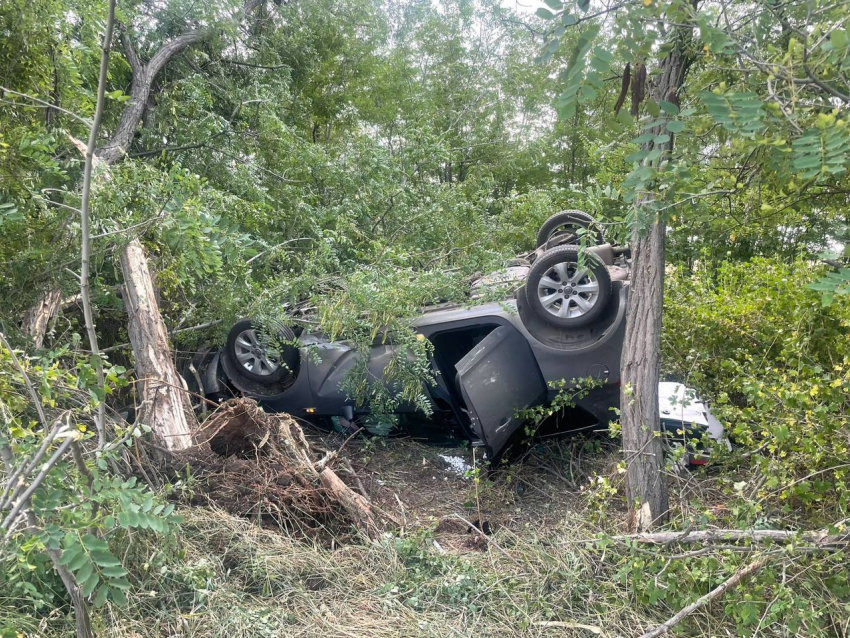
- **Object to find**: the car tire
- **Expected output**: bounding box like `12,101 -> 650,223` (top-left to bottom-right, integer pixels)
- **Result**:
525,245 -> 612,328
225,318 -> 300,386
536,210 -> 605,248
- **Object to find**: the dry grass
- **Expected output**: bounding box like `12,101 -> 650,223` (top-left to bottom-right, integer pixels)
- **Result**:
6,435 -> 846,638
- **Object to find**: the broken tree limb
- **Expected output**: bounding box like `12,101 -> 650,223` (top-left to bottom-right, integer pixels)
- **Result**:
612,527 -> 847,547
120,239 -> 194,452
182,398 -> 385,538
636,556 -> 769,638
319,467 -> 380,539
21,288 -> 63,348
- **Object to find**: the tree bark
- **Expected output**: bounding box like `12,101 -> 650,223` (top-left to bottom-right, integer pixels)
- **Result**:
93,23 -> 219,451
622,214 -> 668,531
21,288 -> 63,348
319,467 -> 379,538
620,42 -> 693,531
119,239 -> 195,452
97,30 -> 203,163
21,0 -> 267,449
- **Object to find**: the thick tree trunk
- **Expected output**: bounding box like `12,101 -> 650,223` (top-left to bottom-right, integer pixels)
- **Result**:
120,239 -> 194,451
96,27 -> 211,451
621,214 -> 668,530
620,43 -> 692,531
21,0 -> 265,450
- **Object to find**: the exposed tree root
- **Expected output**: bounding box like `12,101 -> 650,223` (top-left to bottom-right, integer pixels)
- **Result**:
163,398 -> 382,538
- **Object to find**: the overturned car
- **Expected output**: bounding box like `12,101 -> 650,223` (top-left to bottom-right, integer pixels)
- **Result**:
188,211 -> 724,463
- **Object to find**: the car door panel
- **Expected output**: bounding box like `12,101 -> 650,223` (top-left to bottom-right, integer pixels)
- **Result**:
455,324 -> 547,459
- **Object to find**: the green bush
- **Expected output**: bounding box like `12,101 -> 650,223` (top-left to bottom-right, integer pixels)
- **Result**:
664,258 -> 850,521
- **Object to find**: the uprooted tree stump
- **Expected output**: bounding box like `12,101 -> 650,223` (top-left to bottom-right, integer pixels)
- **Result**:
163,398 -> 381,538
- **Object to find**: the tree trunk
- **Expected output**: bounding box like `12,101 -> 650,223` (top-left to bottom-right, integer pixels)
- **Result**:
621,213 -> 668,530
119,239 -> 194,452
21,0 -> 265,449
21,288 -> 63,348
620,42 -> 692,531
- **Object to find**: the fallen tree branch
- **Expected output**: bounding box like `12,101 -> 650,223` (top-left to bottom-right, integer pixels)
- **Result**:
613,527 -> 847,547
636,556 -> 769,638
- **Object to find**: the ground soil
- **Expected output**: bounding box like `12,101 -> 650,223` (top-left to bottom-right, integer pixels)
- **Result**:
299,425 -> 625,552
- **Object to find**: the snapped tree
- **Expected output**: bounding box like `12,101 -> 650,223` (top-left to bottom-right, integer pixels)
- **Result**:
21,0 -> 272,453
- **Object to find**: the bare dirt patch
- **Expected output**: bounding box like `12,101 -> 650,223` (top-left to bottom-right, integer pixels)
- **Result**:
299,426 -> 623,551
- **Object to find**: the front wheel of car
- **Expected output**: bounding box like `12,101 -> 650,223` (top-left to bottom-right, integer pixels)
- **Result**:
525,246 -> 612,329
225,318 -> 300,386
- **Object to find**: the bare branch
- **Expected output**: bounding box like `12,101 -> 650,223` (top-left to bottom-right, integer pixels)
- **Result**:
637,556 -> 769,638
612,527 -> 848,547
118,22 -> 142,74
0,87 -> 93,126
78,0 -> 117,449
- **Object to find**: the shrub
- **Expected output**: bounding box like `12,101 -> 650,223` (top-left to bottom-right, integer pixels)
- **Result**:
663,258 -> 850,521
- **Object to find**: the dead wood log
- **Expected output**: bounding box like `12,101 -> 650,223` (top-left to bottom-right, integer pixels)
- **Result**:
22,288 -> 64,348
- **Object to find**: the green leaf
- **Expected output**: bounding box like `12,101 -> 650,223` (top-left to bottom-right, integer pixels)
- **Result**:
536,7 -> 554,19
625,149 -> 648,163
74,560 -> 94,585
101,564 -> 128,578
666,120 -> 686,133
89,549 -> 122,568
543,0 -> 563,9
110,586 -> 128,607
646,100 -> 660,117
659,100 -> 680,115
68,551 -> 89,572
118,511 -> 140,528
93,583 -> 109,608
109,577 -> 132,591
81,570 -> 100,597
645,148 -> 662,163
82,534 -> 109,553
59,544 -> 82,567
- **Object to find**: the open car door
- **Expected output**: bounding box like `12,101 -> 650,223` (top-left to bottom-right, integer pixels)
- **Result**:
455,325 -> 547,459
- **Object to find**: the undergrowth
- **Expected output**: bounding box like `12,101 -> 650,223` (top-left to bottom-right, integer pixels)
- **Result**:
3,488 -> 847,638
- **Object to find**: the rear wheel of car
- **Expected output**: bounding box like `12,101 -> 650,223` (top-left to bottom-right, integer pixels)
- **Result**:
536,210 -> 605,248
525,245 -> 612,328
225,318 -> 300,386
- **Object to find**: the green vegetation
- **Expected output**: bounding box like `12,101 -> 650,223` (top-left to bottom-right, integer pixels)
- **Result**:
1,0 -> 849,635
